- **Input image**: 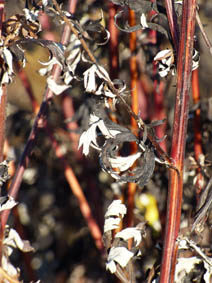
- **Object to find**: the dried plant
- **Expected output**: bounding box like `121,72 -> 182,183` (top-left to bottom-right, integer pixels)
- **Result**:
0,0 -> 211,282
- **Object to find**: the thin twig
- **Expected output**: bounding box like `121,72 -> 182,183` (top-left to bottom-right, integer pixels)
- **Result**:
196,10 -> 212,55
46,127 -> 104,252
25,0 -> 102,251
61,0 -> 81,155
16,63 -> 40,114
164,0 -> 179,52
0,1 -> 74,232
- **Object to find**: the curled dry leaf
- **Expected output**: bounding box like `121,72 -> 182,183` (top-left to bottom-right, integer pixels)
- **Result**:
4,227 -> 34,253
2,227 -> 34,280
104,200 -> 145,275
106,247 -> 134,273
100,133 -> 155,187
115,227 -> 142,246
105,200 -> 127,219
112,0 -> 169,38
0,196 -> 17,212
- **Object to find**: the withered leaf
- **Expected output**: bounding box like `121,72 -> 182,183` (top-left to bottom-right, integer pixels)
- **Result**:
192,178 -> 212,232
17,38 -> 65,66
128,0 -> 156,13
112,1 -> 169,38
9,44 -> 25,64
119,148 -> 155,187
100,132 -> 138,174
100,132 -> 155,187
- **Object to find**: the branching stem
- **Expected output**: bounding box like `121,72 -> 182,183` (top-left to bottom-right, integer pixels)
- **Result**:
51,0 -> 176,171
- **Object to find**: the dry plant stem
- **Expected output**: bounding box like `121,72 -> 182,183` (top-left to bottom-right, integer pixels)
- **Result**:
152,55 -> 167,152
62,94 -> 80,153
127,8 -> 138,229
0,0 -> 6,163
196,11 -> 212,55
51,0 -> 174,169
108,2 -> 119,80
107,3 -> 119,127
17,1 -> 103,252
69,0 -> 78,13
0,86 -> 7,163
0,0 -> 4,37
0,5 -> 73,232
40,0 -> 80,153
164,0 -> 179,52
192,69 -> 204,197
152,80 -> 167,152
16,64 -> 40,114
62,0 -> 80,154
160,0 -> 197,282
46,127 -> 104,252
0,6 -> 6,263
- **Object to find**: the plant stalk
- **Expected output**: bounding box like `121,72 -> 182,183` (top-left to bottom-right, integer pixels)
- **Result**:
160,0 -> 197,281
0,0 -> 6,163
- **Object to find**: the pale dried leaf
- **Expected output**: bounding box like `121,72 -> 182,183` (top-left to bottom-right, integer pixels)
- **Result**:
104,217 -> 121,233
106,247 -> 134,273
105,200 -> 127,219
115,227 -> 142,246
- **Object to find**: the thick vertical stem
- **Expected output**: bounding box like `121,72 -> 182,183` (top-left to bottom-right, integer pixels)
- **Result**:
160,0 -> 197,282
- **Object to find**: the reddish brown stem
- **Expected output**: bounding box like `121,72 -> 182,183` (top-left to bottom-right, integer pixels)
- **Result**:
46,127 -> 104,252
108,2 -> 119,80
61,0 -> 80,155
16,64 -> 40,114
160,0 -> 197,282
192,69 -> 202,161
1,3 -> 73,232
153,80 -> 167,152
192,69 -> 204,198
62,94 -> 80,154
127,8 -> 138,229
0,0 -> 4,38
0,1 -> 6,163
0,86 -> 7,163
0,0 -> 7,264
164,0 -> 179,52
40,0 -> 80,155
152,62 -> 167,152
107,2 -> 120,125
